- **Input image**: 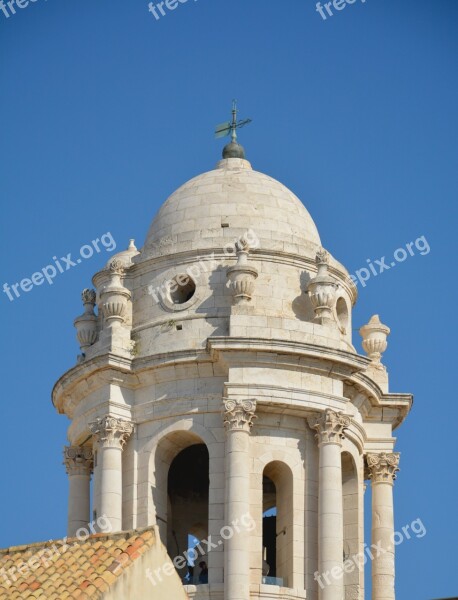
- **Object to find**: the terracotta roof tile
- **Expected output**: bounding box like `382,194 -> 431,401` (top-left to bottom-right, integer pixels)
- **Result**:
0,527 -> 157,599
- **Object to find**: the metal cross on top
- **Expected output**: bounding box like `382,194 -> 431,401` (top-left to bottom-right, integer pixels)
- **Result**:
215,100 -> 252,143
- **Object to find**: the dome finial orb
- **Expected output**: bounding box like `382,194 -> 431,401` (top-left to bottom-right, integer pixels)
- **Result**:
222,140 -> 246,159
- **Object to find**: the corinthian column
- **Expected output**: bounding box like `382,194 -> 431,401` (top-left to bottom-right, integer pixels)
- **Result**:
367,452 -> 400,600
308,409 -> 350,600
223,398 -> 257,600
90,416 -> 134,533
64,446 -> 93,537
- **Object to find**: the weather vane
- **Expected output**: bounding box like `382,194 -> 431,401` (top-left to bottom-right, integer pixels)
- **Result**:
215,99 -> 252,143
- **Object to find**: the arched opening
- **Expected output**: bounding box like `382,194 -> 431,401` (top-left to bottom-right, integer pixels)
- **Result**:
336,297 -> 349,334
262,476 -> 277,582
151,432 -> 210,584
262,461 -> 294,587
342,452 -> 360,599
167,444 -> 209,583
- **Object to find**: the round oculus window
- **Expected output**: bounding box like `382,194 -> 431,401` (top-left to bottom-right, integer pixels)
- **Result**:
169,275 -> 196,305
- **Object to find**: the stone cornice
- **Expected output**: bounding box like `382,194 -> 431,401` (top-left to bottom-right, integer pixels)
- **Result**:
344,374 -> 413,430
52,353 -> 135,415
207,337 -> 370,377
53,338 -> 410,435
55,335 -> 370,415
224,382 -> 347,408
52,349 -> 216,418
67,385 -> 368,451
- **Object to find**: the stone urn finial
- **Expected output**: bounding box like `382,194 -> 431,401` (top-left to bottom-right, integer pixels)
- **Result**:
359,315 -> 390,369
315,248 -> 328,265
74,288 -> 98,354
306,248 -> 338,325
100,260 -> 131,328
227,237 -> 258,304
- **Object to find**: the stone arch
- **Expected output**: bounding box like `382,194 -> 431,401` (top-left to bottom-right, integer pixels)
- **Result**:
254,445 -> 304,590
342,450 -> 361,600
336,296 -> 349,334
166,442 -> 209,582
257,447 -> 303,479
262,460 -> 294,587
137,419 -> 225,585
154,431 -> 208,547
140,419 -> 217,536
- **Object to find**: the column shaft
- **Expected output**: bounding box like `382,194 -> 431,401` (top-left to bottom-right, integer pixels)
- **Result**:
98,445 -> 123,531
367,452 -> 400,600
64,446 -> 93,537
225,429 -> 251,600
68,473 -> 91,535
90,416 -> 134,534
308,409 -> 350,600
224,398 -> 256,600
64,446 -> 93,538
319,442 -> 344,600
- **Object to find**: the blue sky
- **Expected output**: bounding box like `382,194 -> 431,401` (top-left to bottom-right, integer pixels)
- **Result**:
0,0 -> 457,598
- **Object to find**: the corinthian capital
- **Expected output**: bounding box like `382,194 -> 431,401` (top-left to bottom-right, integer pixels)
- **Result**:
90,416 -> 134,449
366,452 -> 400,485
63,446 -> 93,476
308,409 -> 350,446
224,398 -> 257,432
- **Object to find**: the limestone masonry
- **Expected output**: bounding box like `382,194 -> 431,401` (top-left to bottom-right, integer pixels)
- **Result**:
52,150 -> 413,600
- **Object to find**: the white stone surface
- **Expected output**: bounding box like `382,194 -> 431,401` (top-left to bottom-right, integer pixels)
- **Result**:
54,155 -> 413,600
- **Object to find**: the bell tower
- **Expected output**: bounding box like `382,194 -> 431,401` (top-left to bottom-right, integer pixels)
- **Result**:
53,138 -> 412,600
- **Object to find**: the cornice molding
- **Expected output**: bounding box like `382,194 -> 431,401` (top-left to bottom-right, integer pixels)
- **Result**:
344,375 -> 412,430
207,337 -> 370,374
53,338 -> 411,435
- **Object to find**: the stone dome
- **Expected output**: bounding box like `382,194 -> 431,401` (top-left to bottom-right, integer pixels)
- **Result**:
142,157 -> 321,258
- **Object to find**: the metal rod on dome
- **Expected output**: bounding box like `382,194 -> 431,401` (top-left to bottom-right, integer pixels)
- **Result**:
231,99 -> 238,143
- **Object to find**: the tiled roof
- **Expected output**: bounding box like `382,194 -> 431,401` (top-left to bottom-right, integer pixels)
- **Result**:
0,527 -> 157,599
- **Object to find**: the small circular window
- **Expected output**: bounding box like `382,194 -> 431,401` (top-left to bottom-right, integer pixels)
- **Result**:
169,275 -> 196,305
